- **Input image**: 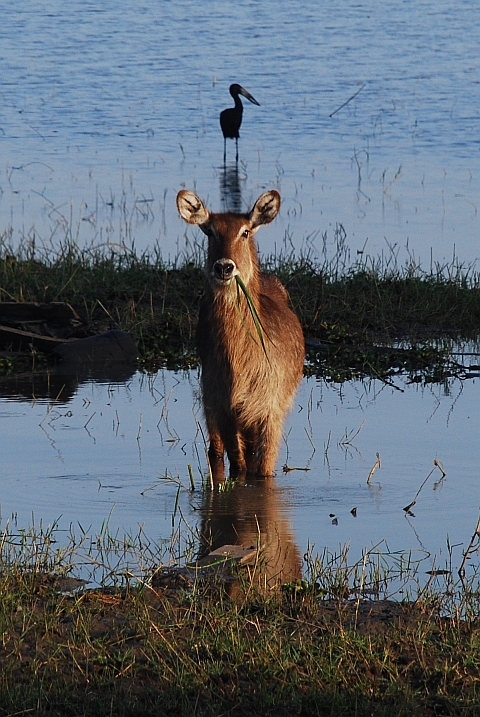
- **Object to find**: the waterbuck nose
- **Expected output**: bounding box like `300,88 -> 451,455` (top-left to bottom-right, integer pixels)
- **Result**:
213,258 -> 236,281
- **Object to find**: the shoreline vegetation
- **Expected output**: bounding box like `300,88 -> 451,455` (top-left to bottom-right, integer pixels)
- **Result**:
0,520 -> 479,716
1,234 -> 480,715
1,233 -> 480,382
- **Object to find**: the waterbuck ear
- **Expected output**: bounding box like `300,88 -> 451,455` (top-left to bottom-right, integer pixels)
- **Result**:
249,190 -> 281,228
177,190 -> 210,226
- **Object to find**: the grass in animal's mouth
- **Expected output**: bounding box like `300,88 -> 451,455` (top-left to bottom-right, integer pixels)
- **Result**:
0,233 -> 479,381
234,273 -> 270,357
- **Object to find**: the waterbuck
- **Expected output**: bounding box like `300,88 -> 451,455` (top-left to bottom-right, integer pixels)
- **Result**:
177,189 -> 304,479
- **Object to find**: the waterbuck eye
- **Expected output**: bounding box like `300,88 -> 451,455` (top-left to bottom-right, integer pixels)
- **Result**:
242,229 -> 250,239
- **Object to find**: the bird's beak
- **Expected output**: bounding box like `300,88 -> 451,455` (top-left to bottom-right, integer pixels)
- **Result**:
239,86 -> 260,106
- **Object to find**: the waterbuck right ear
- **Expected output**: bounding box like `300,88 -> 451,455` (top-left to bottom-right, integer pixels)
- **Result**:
176,190 -> 210,226
249,190 -> 281,228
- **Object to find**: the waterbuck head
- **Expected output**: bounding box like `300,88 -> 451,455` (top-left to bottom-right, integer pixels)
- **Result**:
176,190 -> 281,290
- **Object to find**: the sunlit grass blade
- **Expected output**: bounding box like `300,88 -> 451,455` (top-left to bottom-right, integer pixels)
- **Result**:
234,274 -> 269,359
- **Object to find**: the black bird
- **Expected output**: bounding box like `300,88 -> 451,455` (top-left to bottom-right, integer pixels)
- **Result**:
220,83 -> 260,163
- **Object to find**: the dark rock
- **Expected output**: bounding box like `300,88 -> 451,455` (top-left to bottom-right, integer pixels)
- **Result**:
53,329 -> 138,367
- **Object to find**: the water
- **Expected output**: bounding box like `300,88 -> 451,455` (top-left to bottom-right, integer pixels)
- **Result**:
1,0 -> 480,265
1,368 -> 479,586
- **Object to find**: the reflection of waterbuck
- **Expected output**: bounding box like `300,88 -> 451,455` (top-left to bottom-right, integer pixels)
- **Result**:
177,189 -> 304,479
198,477 -> 302,590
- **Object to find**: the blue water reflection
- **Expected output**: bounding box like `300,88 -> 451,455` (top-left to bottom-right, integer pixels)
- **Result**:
1,369 -> 479,583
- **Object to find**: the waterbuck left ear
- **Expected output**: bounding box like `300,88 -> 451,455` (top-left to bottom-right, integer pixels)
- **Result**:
249,190 -> 281,228
177,190 -> 210,226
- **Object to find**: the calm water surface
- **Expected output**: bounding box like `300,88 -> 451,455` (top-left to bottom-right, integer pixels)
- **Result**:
1,369 -> 479,583
1,0 -> 480,264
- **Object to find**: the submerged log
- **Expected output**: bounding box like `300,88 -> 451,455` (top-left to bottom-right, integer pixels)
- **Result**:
0,301 -> 82,351
0,324 -> 76,351
0,302 -> 81,325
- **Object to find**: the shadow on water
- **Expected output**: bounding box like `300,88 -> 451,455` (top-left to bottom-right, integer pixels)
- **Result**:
0,329 -> 138,402
219,162 -> 244,213
197,476 -> 302,590
0,364 -> 137,404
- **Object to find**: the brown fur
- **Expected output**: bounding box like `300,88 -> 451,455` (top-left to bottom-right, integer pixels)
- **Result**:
177,189 -> 304,478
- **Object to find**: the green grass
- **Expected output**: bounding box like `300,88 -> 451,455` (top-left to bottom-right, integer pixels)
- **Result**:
1,233 -> 480,379
0,519 -> 478,716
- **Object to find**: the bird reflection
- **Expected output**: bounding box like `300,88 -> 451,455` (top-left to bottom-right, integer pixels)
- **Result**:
220,83 -> 259,164
219,162 -> 244,213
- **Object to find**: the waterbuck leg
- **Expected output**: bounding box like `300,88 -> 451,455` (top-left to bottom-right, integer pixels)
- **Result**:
207,434 -> 225,483
256,418 -> 284,477
224,428 -> 248,478
208,411 -> 247,478
204,407 -> 226,481
243,428 -> 259,475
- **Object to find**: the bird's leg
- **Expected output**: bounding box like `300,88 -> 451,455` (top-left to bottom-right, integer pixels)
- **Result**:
224,138 -> 227,165
235,137 -> 239,163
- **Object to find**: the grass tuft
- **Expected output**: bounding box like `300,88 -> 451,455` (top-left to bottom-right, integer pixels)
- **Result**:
1,233 -> 480,380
